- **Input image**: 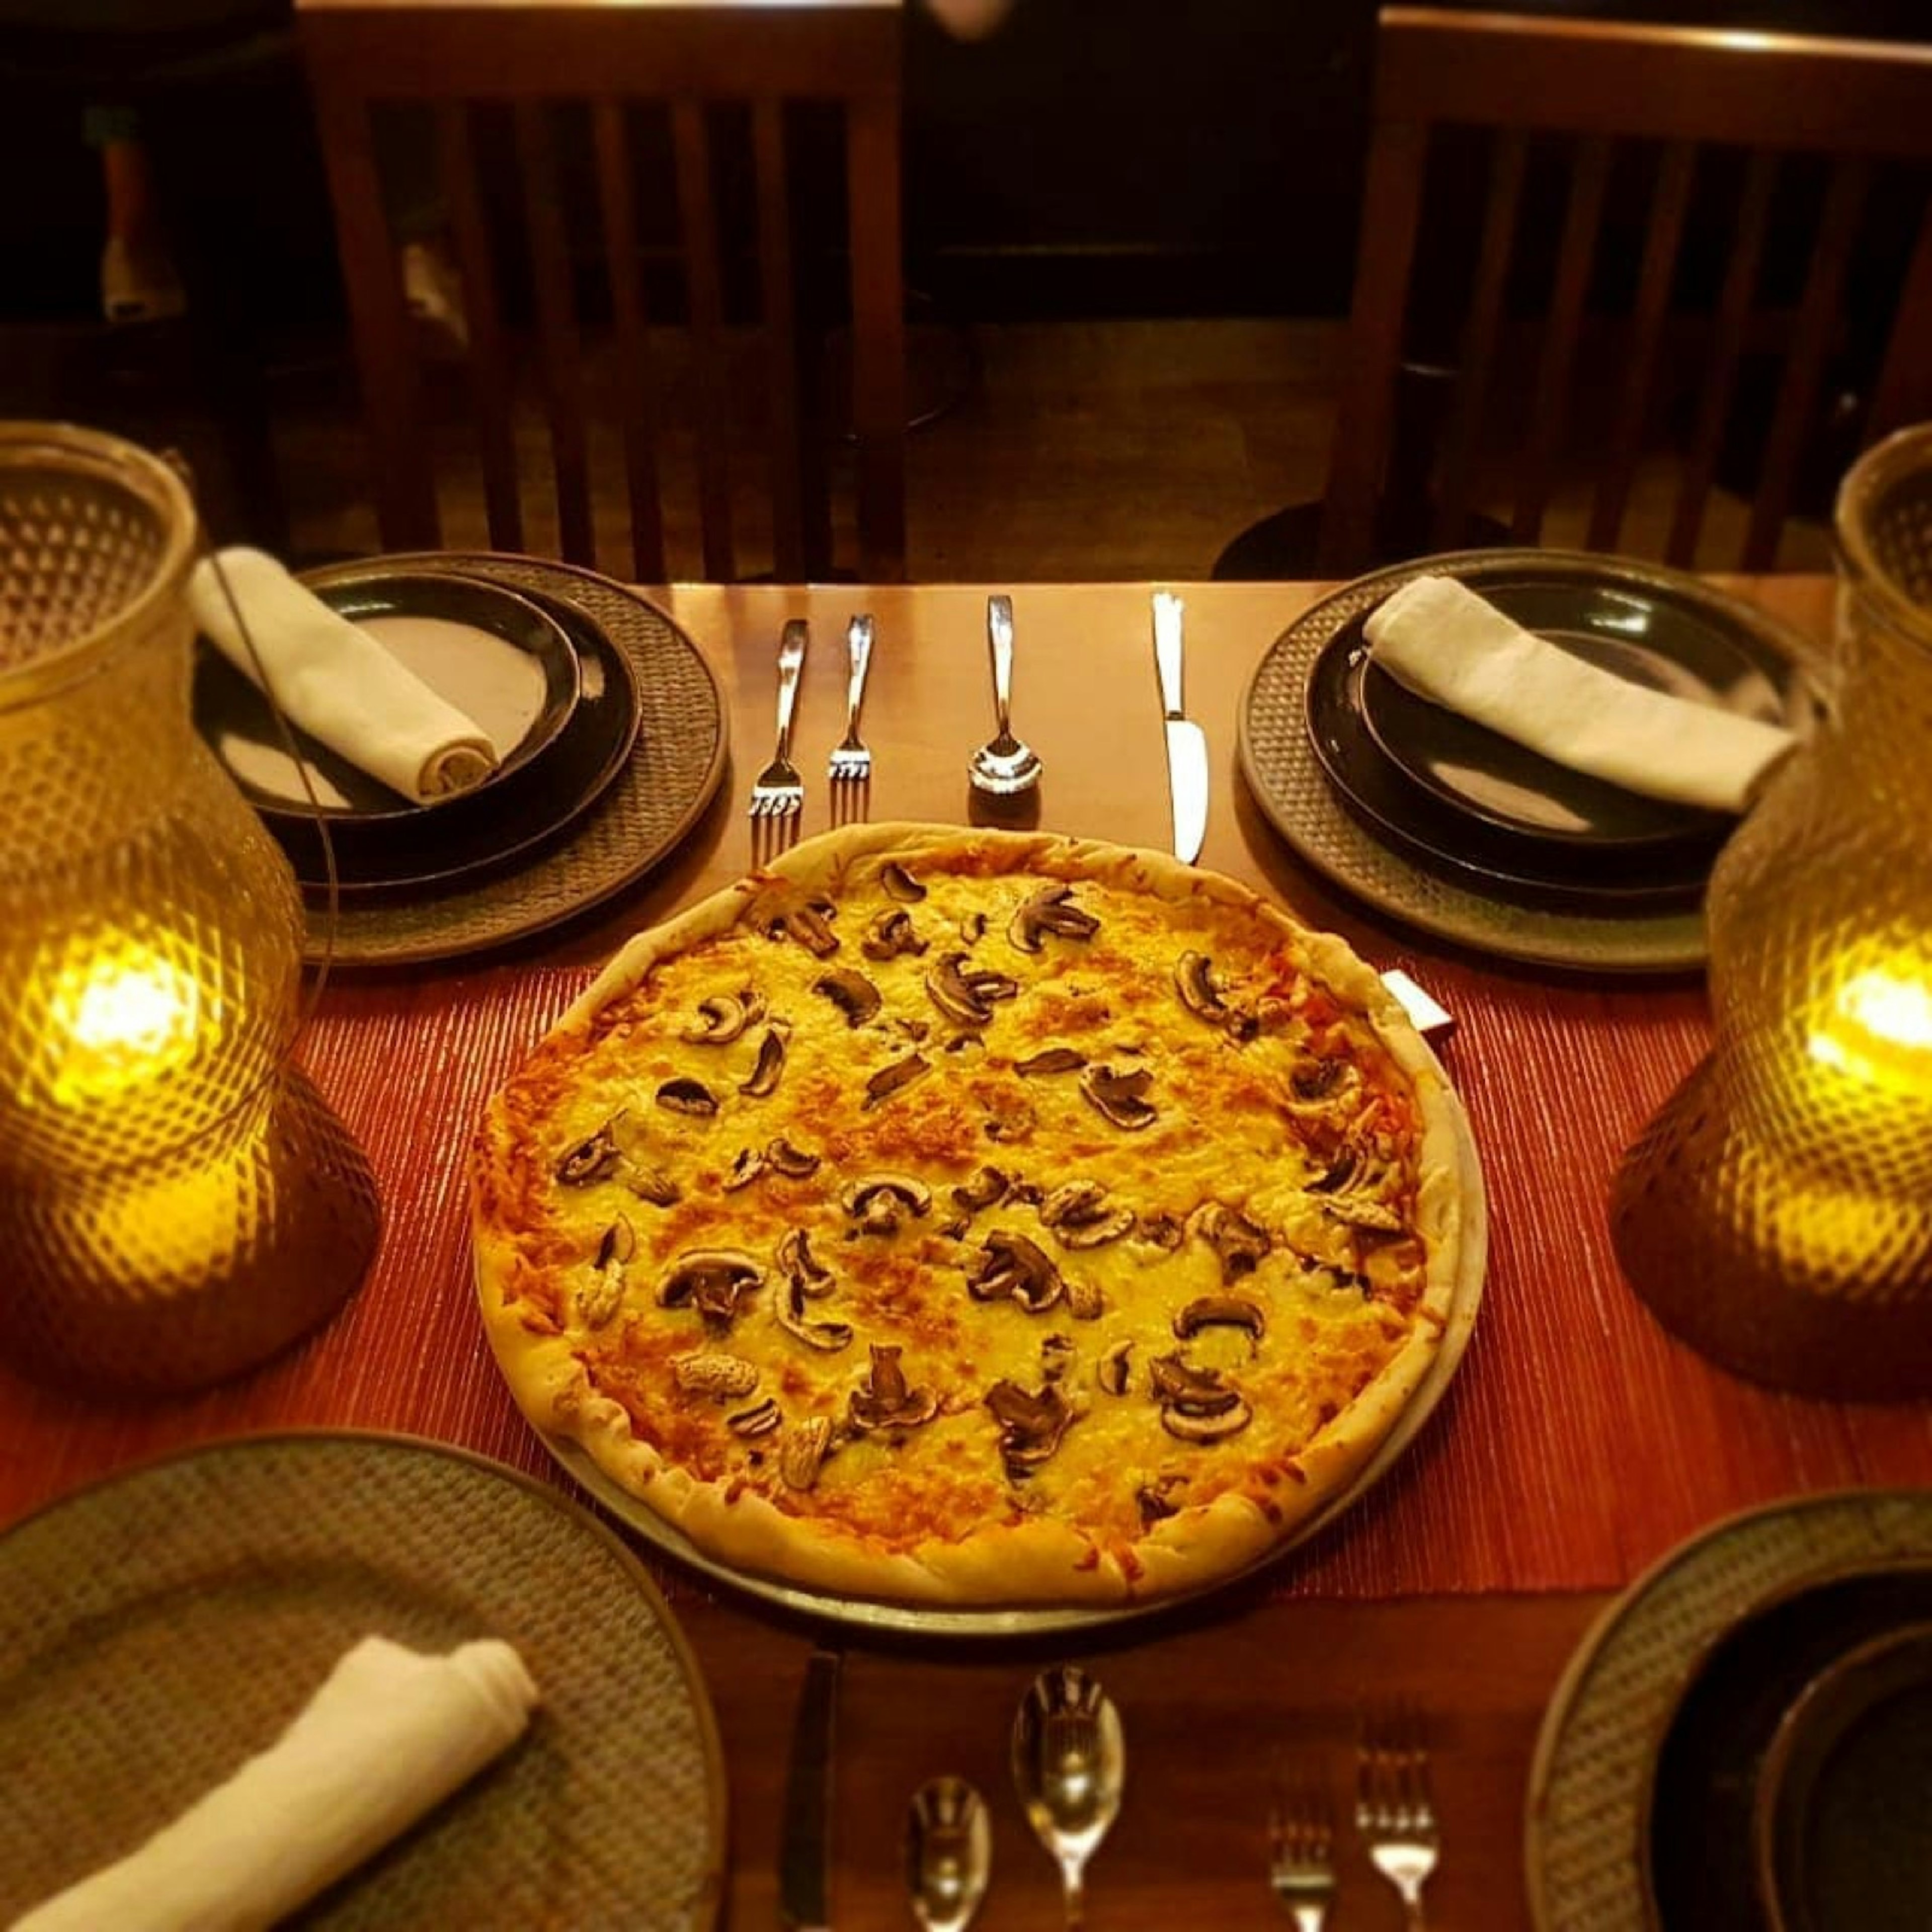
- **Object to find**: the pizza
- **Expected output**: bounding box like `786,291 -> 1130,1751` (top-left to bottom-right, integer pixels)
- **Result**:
470,823 -> 1467,1607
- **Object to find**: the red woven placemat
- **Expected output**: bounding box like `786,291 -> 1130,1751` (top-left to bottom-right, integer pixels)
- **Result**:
5,959 -> 1926,1603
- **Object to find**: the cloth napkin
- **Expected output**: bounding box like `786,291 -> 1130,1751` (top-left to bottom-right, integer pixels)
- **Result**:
190,547 -> 499,803
1361,573 -> 1797,814
12,1636 -> 539,1932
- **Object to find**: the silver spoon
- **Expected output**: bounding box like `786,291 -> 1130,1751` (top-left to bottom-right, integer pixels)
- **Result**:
969,595 -> 1043,795
1012,1664 -> 1124,1931
906,1775 -> 992,1931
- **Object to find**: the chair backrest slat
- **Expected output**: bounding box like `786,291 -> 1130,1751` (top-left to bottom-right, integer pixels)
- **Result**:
1666,148 -> 1779,568
1432,127 -> 1527,552
513,101 -> 596,567
1317,116 -> 1428,576
1510,133 -> 1610,544
846,92 -> 906,580
1587,139 -> 1696,553
672,99 -> 736,582
754,98 -> 807,582
437,102 -> 523,554
314,88 -> 437,547
1870,195 -> 1932,443
590,100 -> 666,583
1742,155 -> 1871,569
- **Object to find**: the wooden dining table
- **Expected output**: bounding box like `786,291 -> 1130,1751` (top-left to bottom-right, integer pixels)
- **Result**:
5,573 -> 1928,1929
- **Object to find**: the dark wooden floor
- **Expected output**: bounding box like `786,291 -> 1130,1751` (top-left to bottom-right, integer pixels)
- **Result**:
176,314 -> 1834,582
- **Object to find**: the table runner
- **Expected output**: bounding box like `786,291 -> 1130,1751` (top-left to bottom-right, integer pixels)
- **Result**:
4,958 -> 1927,1603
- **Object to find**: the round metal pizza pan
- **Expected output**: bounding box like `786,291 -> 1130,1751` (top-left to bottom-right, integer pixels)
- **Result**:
517,1039 -> 1488,1639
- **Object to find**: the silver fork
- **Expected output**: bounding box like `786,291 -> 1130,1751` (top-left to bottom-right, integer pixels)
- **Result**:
828,613 -> 874,783
1268,1773 -> 1336,1931
1357,1709 -> 1440,1929
748,618 -> 809,819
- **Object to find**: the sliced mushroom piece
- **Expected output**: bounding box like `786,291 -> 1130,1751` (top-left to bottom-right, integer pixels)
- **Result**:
864,1052 -> 930,1109
620,1162 -> 681,1208
1039,1331 -> 1078,1384
842,1174 -> 934,1236
959,911 -> 987,943
1057,1209 -> 1137,1251
776,1272 -> 854,1352
847,1343 -> 940,1432
764,1136 -> 821,1180
1192,1202 -> 1272,1281
1015,1047 -> 1086,1077
671,1351 -> 761,1399
927,952 -> 998,1028
1135,1211 -> 1186,1251
965,1231 -> 1064,1313
776,1228 -> 834,1294
555,1117 -> 623,1186
1079,1063 -> 1158,1131
1039,1179 -> 1108,1228
862,907 -> 928,961
879,861 -> 927,903
779,1415 -> 835,1490
951,1164 -> 1009,1212
1064,1277 -> 1106,1321
1173,1296 -> 1268,1343
984,1378 -> 1073,1476
739,1027 -> 787,1099
1161,1398 -> 1253,1443
727,1397 -> 782,1437
656,1077 -> 718,1118
1136,1483 -> 1181,1526
1322,1193 -> 1408,1236
658,1249 -> 764,1327
681,992 -> 760,1045
814,968 -> 882,1027
722,1147 -> 765,1192
774,903 -> 840,957
1148,1351 -> 1241,1416
1174,950 -> 1229,1024
578,1215 -> 635,1328
1009,882 -> 1099,953
1097,1339 -> 1134,1396
982,1095 -> 1036,1144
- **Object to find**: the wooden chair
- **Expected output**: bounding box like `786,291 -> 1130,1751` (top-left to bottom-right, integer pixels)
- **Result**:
299,0 -> 906,582
1318,7 -> 1932,576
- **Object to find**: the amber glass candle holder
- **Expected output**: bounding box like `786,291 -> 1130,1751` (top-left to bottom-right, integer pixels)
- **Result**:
0,423 -> 378,1394
1612,425 -> 1932,1399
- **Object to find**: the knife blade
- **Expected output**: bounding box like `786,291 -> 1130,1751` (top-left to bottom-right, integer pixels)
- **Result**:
778,1644 -> 841,1931
1153,591 -> 1209,863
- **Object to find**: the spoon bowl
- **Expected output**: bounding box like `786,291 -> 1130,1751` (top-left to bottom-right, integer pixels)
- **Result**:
1012,1664 -> 1124,1930
969,594 -> 1043,796
906,1775 -> 992,1931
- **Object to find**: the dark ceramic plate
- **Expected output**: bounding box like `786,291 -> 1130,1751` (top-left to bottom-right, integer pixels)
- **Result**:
194,572 -> 582,823
1645,1567 -> 1932,1930
1754,1622 -> 1932,1932
230,579 -> 641,898
1305,565 -> 1816,907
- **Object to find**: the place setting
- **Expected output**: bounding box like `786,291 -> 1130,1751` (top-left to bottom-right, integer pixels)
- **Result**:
189,548 -> 728,968
1238,548 -> 1825,972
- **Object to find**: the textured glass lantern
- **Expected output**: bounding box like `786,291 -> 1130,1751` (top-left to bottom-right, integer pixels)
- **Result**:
0,423 -> 378,1393
1612,426 -> 1932,1399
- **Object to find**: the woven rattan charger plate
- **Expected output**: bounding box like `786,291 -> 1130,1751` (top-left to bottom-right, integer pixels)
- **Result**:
1237,549 -> 1818,973
0,1432 -> 726,1929
298,554 -> 727,969
1525,1488 -> 1932,1929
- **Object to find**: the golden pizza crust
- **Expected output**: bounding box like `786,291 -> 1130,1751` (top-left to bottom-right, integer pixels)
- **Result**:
472,823 -> 1469,1607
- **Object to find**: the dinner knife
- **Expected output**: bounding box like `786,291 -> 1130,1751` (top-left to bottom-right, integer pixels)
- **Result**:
778,1644 -> 842,1931
1152,592 -> 1209,863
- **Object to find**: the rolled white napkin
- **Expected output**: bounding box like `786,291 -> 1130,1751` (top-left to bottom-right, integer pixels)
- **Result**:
12,1636 -> 539,1932
1361,573 -> 1797,814
190,547 -> 499,803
